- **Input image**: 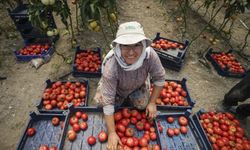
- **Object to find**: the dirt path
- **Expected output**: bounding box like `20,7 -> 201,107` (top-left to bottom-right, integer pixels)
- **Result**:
0,0 -> 249,149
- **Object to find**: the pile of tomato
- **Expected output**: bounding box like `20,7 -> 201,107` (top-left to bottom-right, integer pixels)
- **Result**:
75,49 -> 102,73
42,81 -> 87,110
210,53 -> 245,74
151,81 -> 189,106
67,111 -> 108,146
199,111 -> 250,150
151,39 -> 185,51
18,44 -> 50,55
114,108 -> 161,150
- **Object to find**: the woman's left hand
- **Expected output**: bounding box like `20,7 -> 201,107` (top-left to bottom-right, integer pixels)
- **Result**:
146,102 -> 157,120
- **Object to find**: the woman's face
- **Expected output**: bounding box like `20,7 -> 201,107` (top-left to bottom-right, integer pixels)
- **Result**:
120,42 -> 143,65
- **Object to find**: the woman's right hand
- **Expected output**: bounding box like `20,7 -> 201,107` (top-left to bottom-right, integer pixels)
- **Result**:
107,132 -> 123,150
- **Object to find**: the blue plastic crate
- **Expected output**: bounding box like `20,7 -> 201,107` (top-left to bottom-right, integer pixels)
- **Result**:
37,79 -> 89,114
156,78 -> 195,111
152,32 -> 190,71
155,110 -> 210,150
72,46 -> 102,78
61,106 -> 162,150
205,48 -> 246,78
16,111 -> 68,150
14,38 -> 55,61
61,107 -> 107,150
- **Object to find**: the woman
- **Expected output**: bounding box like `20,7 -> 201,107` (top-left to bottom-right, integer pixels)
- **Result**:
94,21 -> 165,150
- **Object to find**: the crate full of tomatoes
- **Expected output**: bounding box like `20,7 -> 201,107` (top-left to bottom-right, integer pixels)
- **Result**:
155,110 -> 210,150
192,110 -> 250,150
205,48 -> 246,78
17,112 -> 68,150
151,78 -> 195,111
37,79 -> 89,114
61,107 -> 162,150
151,32 -> 190,71
72,46 -> 102,78
14,38 -> 54,61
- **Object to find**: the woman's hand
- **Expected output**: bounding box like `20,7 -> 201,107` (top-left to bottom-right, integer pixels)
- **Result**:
107,132 -> 123,150
146,102 -> 157,120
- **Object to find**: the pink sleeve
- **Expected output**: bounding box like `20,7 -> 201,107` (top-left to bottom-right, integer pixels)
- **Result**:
99,58 -> 118,106
149,49 -> 165,86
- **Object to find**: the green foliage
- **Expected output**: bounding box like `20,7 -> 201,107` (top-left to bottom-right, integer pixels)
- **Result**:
224,0 -> 250,19
78,0 -> 117,31
28,0 -> 71,31
202,0 -> 250,19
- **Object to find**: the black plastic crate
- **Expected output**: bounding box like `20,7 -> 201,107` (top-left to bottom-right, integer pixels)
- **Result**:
155,78 -> 195,111
205,48 -> 246,78
72,46 -> 102,78
8,4 -> 28,18
158,55 -> 183,71
12,17 -> 33,30
152,32 -> 190,71
16,111 -> 68,150
14,38 -> 55,61
155,110 -> 210,150
37,79 -> 89,114
61,106 -> 162,150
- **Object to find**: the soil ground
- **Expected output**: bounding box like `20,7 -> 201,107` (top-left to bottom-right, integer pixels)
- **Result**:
0,0 -> 249,149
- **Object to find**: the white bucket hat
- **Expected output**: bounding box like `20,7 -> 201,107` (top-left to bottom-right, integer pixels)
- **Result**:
112,21 -> 151,47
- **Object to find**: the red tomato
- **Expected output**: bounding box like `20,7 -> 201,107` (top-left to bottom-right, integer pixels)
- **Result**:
122,108 -> 131,118
75,111 -> 82,118
158,126 -> 163,133
81,113 -> 88,121
72,123 -> 81,132
144,122 -> 151,131
27,128 -> 36,137
79,91 -> 86,98
98,131 -> 108,143
114,111 -> 122,122
133,137 -> 139,147
79,122 -> 88,131
136,121 -> 144,131
139,137 -> 148,147
174,128 -> 180,135
150,132 -> 157,140
167,128 -> 175,137
152,144 -> 161,150
178,116 -> 188,126
126,137 -> 134,148
116,123 -> 126,133
167,116 -> 174,123
49,146 -> 57,150
51,117 -> 60,126
87,136 -> 96,146
125,128 -> 134,137
67,130 -> 77,141
130,117 -> 137,124
117,131 -> 124,138
39,145 -> 49,150
69,117 -> 78,125
216,139 -> 225,147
